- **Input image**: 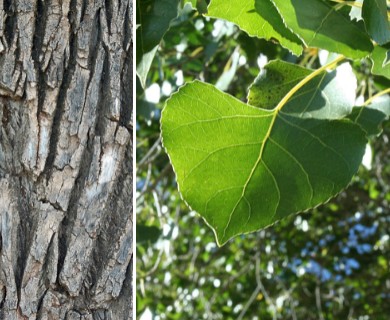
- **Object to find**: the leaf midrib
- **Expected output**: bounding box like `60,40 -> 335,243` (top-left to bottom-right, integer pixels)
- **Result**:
221,56 -> 345,239
222,105 -> 280,239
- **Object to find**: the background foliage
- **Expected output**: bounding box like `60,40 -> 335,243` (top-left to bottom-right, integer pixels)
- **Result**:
137,1 -> 390,319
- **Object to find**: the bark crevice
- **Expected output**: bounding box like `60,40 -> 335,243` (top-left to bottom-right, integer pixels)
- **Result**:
32,0 -> 47,118
41,24 -> 77,179
0,0 -> 133,318
4,0 -> 16,47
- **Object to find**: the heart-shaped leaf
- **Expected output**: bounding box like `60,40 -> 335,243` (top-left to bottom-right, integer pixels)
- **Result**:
161,62 -> 367,245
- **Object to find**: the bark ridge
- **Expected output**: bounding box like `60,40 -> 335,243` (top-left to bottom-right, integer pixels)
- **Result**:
0,0 -> 133,318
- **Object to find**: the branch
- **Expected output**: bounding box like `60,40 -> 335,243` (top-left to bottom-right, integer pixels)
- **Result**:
237,253 -> 277,320
138,137 -> 162,170
315,282 -> 325,320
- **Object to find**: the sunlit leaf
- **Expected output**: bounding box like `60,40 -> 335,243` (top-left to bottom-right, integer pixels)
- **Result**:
161,64 -> 367,245
207,0 -> 303,56
370,45 -> 390,79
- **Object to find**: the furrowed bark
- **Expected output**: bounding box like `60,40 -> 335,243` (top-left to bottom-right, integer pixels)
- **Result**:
0,0 -> 133,318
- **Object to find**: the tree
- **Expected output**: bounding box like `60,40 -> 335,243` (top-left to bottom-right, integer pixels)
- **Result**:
137,0 -> 390,319
0,1 -> 133,319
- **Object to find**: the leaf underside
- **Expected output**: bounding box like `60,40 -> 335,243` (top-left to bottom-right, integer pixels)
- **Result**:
161,64 -> 367,245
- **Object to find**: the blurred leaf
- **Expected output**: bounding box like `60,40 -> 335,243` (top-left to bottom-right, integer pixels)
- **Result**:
136,98 -> 158,120
237,33 -> 279,61
362,0 -> 390,45
196,0 -> 208,14
137,46 -> 159,88
136,0 -> 179,86
373,74 -> 390,90
161,72 -> 366,244
207,0 -> 303,56
137,224 -> 162,244
271,0 -> 373,59
136,0 -> 179,52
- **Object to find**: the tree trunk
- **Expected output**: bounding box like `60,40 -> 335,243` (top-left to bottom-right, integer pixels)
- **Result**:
0,0 -> 133,318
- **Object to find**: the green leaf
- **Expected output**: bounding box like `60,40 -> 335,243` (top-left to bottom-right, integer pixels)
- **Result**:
161,71 -> 367,245
248,60 -> 357,119
362,0 -> 390,45
270,0 -> 373,59
137,0 -> 179,53
136,0 -> 179,87
370,45 -> 390,79
207,0 -> 303,56
248,61 -> 311,110
137,46 -> 159,88
349,94 -> 390,136
196,0 -> 208,14
137,224 -> 162,244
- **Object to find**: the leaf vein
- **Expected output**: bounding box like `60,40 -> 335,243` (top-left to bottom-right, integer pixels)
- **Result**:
269,137 -> 314,205
278,115 -> 352,172
182,142 -> 263,185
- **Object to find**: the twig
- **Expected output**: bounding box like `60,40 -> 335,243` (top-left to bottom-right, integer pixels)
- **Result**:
142,247 -> 164,277
315,283 -> 325,320
237,283 -> 262,320
347,306 -> 354,319
138,137 -> 162,170
209,261 -> 253,307
237,253 -> 276,320
138,163 -> 172,197
140,163 -> 152,194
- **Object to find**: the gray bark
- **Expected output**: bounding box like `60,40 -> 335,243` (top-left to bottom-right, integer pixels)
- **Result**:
0,0 -> 133,319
